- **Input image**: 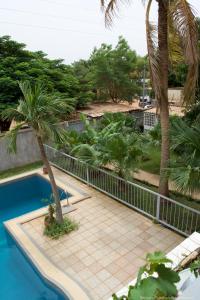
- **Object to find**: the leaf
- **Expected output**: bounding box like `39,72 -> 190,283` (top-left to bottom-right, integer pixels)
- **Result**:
146,251 -> 172,265
128,277 -> 159,300
112,294 -> 128,300
190,259 -> 200,278
135,266 -> 147,286
156,264 -> 180,296
170,0 -> 199,105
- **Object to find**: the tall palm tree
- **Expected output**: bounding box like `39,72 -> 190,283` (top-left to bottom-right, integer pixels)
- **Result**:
100,0 -> 198,196
2,81 -> 74,224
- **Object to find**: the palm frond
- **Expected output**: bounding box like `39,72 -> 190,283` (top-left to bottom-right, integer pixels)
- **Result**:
145,0 -> 162,104
170,0 -> 199,105
169,120 -> 200,195
100,0 -> 129,26
3,122 -> 26,153
168,16 -> 184,65
71,144 -> 102,166
171,119 -> 200,153
169,165 -> 200,194
1,106 -> 26,123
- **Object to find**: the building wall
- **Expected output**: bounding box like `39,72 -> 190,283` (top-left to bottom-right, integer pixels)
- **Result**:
0,128 -> 41,171
0,120 -> 85,172
168,88 -> 184,105
62,120 -> 85,132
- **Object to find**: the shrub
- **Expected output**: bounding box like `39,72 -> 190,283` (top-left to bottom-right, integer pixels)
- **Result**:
44,210 -> 79,239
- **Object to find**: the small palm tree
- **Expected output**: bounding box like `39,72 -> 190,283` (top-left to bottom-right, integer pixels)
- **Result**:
2,81 -> 74,224
169,119 -> 200,195
72,118 -> 143,179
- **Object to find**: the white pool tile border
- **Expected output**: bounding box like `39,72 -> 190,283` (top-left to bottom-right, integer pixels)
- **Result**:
108,232 -> 200,299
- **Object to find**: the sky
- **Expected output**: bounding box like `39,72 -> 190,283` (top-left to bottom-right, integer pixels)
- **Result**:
0,0 -> 200,64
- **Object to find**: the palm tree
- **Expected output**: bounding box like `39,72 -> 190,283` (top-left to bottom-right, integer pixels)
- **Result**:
100,0 -> 198,196
2,81 -> 74,224
169,119 -> 200,195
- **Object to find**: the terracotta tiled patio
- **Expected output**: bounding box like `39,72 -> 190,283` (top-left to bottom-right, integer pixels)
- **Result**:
22,168 -> 184,300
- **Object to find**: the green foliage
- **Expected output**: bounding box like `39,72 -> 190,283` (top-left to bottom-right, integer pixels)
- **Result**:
72,59 -> 95,108
0,36 -> 87,117
68,114 -> 143,178
168,63 -> 188,87
184,101 -> 200,126
139,117 -> 181,175
139,145 -> 161,175
146,116 -> 181,148
190,259 -> 200,278
147,122 -> 162,147
169,119 -> 200,194
113,251 -> 180,300
97,112 -> 136,132
44,215 -> 79,239
90,36 -> 142,102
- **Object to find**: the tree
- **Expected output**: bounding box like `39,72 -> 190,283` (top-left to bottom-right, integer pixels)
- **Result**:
1,81 -> 74,224
195,17 -> 200,100
100,0 -> 198,197
0,36 -> 78,127
72,59 -> 95,108
90,36 -> 141,102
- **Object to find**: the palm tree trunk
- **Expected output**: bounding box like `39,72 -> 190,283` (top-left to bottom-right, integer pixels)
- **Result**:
37,136 -> 64,224
157,0 -> 170,197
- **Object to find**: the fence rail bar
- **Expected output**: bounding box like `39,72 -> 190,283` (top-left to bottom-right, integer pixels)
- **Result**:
44,144 -> 200,237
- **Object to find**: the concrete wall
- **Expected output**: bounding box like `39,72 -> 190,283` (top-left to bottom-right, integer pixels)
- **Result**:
0,120 -> 85,172
0,128 -> 40,171
168,88 -> 184,105
63,120 -> 85,132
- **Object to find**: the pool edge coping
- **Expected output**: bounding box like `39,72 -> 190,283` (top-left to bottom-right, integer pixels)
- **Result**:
3,169 -> 92,300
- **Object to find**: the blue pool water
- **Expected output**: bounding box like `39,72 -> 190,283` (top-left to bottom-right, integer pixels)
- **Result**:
0,175 -> 70,300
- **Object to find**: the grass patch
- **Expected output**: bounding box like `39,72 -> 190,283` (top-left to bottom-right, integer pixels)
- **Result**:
0,161 -> 43,180
139,146 -> 161,175
44,217 -> 79,239
139,145 -> 177,175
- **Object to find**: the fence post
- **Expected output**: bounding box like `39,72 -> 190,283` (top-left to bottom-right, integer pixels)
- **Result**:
156,195 -> 160,221
86,165 -> 89,186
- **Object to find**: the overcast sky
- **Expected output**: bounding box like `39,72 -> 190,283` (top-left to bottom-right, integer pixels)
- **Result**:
0,0 -> 199,63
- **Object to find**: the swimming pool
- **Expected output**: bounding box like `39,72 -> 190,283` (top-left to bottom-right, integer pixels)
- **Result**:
0,174 -> 70,300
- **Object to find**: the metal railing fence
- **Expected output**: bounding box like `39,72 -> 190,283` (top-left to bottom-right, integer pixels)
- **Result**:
44,144 -> 200,237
